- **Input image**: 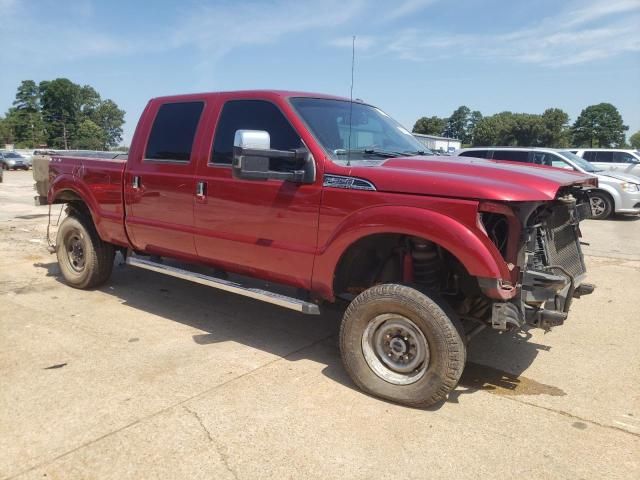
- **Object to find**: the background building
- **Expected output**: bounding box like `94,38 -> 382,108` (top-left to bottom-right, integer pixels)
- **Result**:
412,133 -> 461,153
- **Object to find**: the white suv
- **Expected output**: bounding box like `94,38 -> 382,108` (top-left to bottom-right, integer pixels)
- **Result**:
454,147 -> 640,219
571,149 -> 640,177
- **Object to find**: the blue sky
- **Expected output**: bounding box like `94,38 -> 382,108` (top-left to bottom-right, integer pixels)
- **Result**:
1,0 -> 639,145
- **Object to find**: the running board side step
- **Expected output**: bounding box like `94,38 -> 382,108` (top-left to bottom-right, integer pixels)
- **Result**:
126,256 -> 320,315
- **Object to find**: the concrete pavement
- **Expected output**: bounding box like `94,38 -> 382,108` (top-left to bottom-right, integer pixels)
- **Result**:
1,170 -> 638,479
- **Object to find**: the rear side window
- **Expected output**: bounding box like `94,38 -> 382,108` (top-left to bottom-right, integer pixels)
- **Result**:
594,151 -> 614,162
582,151 -> 596,161
211,100 -> 302,167
613,152 -> 636,163
459,150 -> 488,158
492,150 -> 529,162
145,102 -> 204,162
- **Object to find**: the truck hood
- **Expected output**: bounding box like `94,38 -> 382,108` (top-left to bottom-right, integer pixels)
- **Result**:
344,156 -> 593,201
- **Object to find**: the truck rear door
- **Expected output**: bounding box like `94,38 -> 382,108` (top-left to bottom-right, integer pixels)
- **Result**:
124,100 -> 206,259
193,98 -> 322,289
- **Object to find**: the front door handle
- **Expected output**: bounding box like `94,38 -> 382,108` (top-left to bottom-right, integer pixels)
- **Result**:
132,176 -> 141,189
196,181 -> 206,199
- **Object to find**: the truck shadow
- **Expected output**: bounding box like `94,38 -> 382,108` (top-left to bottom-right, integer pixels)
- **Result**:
34,257 -> 556,410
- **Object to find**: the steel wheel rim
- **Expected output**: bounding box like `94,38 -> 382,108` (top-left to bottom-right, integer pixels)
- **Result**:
65,231 -> 86,272
361,313 -> 430,385
590,197 -> 606,217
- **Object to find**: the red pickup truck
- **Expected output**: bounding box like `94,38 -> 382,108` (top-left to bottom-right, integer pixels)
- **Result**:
49,90 -> 595,407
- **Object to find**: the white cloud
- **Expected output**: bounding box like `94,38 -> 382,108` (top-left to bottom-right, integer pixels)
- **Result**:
329,36 -> 377,50
349,0 -> 640,66
171,0 -> 367,59
3,0 -> 638,70
384,0 -> 438,21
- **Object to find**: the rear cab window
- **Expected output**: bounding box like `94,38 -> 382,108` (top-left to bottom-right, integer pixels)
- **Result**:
145,101 -> 205,163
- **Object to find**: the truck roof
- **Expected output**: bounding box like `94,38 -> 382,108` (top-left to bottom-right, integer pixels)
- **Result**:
149,90 -> 351,104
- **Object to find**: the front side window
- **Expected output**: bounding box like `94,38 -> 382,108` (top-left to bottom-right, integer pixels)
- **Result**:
145,102 -> 204,162
532,152 -> 554,165
582,151 -> 597,162
549,154 -> 575,169
290,97 -> 428,164
557,150 -> 598,172
212,100 -> 302,171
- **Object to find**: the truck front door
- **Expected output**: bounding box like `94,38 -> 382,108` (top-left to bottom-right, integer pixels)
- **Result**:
124,101 -> 205,259
193,99 -> 322,289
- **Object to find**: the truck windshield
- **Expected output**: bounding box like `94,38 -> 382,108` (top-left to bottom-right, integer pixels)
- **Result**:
290,97 -> 431,163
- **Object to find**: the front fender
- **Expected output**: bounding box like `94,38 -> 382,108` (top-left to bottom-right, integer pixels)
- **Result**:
311,205 -> 511,301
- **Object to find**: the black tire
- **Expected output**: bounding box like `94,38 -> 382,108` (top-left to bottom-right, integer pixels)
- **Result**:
56,213 -> 115,289
340,284 -> 466,408
589,191 -> 613,220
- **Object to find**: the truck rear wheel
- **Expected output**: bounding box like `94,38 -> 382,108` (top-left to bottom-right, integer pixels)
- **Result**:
56,213 -> 115,289
340,284 -> 466,407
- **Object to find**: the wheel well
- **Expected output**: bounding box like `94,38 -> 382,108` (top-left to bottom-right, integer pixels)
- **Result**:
53,190 -> 92,219
333,234 -> 482,301
591,189 -> 615,208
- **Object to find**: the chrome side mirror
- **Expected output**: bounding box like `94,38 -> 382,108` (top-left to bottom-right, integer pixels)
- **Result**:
232,129 -> 315,183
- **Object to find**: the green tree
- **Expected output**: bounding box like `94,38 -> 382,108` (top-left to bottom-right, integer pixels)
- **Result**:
473,112 -> 510,146
79,85 -> 102,120
0,116 -> 15,146
443,105 -> 470,141
511,113 -> 544,146
540,108 -> 570,147
412,116 -> 446,135
72,119 -> 105,150
39,78 -> 82,149
629,131 -> 640,149
91,99 -> 125,148
9,80 -> 46,147
466,110 -> 483,146
572,103 -> 628,147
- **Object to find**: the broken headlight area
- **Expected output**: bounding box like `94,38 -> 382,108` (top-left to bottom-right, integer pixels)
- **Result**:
490,186 -> 595,331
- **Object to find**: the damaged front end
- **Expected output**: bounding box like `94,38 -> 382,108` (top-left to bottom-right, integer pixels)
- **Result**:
482,185 -> 596,331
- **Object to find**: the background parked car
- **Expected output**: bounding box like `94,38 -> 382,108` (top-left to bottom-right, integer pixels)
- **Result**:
0,151 -> 30,170
454,147 -> 640,220
571,149 -> 640,177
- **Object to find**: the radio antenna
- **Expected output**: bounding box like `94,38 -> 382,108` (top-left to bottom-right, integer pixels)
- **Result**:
347,35 -> 355,167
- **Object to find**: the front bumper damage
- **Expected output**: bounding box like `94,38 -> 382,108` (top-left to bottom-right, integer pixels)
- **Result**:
490,191 -> 596,331
492,271 -> 595,331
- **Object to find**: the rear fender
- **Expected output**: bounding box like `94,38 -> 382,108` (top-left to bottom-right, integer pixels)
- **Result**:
49,174 -> 127,246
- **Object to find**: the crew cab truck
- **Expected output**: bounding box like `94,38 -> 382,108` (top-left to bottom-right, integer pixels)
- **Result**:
48,90 -> 595,407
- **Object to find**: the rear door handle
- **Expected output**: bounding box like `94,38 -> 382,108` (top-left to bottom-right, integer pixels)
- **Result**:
196,181 -> 206,199
132,176 -> 141,189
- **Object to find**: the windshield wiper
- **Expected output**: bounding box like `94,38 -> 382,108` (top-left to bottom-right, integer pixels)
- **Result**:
334,148 -> 421,158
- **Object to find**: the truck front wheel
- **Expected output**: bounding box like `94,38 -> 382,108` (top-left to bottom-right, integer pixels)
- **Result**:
56,213 -> 115,289
340,284 -> 466,407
